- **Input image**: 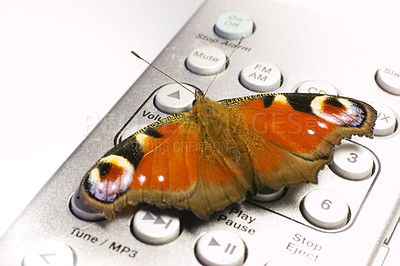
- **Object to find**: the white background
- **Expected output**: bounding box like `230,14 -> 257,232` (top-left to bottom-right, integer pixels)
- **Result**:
1,0 -> 399,263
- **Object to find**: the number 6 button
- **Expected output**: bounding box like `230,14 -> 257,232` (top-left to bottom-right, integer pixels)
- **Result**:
301,189 -> 349,229
329,142 -> 374,181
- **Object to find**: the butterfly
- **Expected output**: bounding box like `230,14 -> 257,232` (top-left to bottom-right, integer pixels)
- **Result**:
79,86 -> 376,220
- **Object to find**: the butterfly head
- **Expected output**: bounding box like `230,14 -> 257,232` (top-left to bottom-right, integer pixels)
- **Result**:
194,89 -> 205,100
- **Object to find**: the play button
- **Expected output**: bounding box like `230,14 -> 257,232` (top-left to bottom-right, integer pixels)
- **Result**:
155,83 -> 196,114
167,90 -> 180,99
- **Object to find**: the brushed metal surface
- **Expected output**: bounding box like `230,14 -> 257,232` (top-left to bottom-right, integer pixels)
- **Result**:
1,0 -> 400,265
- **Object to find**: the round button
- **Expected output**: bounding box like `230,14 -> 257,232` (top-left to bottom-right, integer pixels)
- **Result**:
371,102 -> 397,136
376,65 -> 400,95
22,241 -> 75,266
248,186 -> 286,202
118,124 -> 148,143
69,189 -> 105,222
195,230 -> 246,266
301,189 -> 349,229
214,12 -> 254,40
155,83 -> 196,114
132,205 -> 180,245
296,80 -> 339,95
240,62 -> 282,92
186,46 -> 226,75
329,142 -> 374,180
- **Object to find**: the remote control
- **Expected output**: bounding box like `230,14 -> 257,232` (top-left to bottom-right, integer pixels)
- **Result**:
1,0 -> 400,265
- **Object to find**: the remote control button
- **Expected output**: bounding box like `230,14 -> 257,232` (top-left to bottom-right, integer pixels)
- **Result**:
248,186 -> 286,202
195,230 -> 246,266
214,12 -> 254,40
132,205 -> 180,245
118,124 -> 147,143
376,65 -> 400,95
22,241 -> 75,266
186,46 -> 227,75
296,80 -> 339,95
240,62 -> 282,92
371,102 -> 397,136
301,189 -> 349,229
329,143 -> 374,180
69,189 -> 105,222
155,83 -> 196,114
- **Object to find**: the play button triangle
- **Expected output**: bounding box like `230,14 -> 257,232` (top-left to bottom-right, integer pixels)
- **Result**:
142,211 -> 154,220
167,90 -> 180,99
208,237 -> 220,246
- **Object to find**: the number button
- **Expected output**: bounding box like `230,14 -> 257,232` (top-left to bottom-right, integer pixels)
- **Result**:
329,142 -> 374,180
301,189 -> 350,229
195,230 -> 246,266
371,102 -> 397,136
132,205 -> 180,245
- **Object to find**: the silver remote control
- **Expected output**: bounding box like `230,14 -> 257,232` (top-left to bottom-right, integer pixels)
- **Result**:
1,0 -> 400,265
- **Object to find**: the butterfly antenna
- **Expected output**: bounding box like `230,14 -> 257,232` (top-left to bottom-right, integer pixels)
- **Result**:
204,35 -> 245,96
130,50 -> 195,95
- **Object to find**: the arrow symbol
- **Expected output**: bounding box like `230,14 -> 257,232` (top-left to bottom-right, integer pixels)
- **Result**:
167,90 -> 180,99
39,253 -> 57,264
208,237 -> 220,246
154,215 -> 166,224
142,211 -> 154,220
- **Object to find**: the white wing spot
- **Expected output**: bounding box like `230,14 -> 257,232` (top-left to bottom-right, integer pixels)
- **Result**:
138,175 -> 146,185
308,129 -> 315,135
158,175 -> 165,182
317,121 -> 328,129
136,133 -> 150,145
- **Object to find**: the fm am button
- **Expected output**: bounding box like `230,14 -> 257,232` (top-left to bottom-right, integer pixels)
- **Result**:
155,83 -> 196,114
240,62 -> 282,92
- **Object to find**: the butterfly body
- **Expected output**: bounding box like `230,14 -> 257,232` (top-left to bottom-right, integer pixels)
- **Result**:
80,92 -> 376,220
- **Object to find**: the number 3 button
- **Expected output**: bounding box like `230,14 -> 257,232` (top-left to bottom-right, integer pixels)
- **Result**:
301,189 -> 349,229
329,142 -> 374,181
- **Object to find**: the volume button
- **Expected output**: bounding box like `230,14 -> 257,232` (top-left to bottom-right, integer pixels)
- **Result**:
154,83 -> 196,114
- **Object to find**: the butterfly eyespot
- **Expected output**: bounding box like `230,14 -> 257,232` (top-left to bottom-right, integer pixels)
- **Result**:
311,96 -> 365,127
324,97 -> 344,108
84,155 -> 135,203
98,162 -> 112,177
79,91 -> 376,220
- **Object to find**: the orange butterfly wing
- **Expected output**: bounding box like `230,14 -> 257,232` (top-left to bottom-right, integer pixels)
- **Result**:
80,113 -> 200,219
222,93 -> 376,188
80,93 -> 376,220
